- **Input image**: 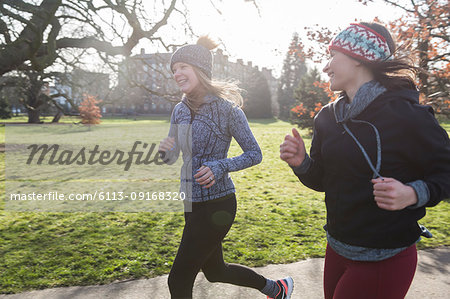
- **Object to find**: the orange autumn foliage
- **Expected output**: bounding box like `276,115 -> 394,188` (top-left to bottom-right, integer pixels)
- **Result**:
302,0 -> 449,116
291,103 -> 307,117
79,94 -> 102,125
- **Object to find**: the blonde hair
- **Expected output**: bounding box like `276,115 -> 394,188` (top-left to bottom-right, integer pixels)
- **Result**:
198,68 -> 243,105
179,35 -> 244,110
183,67 -> 243,111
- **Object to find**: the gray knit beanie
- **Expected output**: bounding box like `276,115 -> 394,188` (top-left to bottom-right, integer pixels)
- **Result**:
170,36 -> 217,79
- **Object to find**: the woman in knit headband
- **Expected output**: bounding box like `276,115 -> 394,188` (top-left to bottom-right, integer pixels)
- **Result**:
280,22 -> 450,298
159,36 -> 294,299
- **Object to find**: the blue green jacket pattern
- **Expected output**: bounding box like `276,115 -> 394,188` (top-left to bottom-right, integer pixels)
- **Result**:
167,95 -> 262,202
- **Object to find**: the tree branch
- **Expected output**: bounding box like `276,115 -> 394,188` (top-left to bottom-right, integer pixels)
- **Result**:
0,5 -> 34,27
428,53 -> 450,62
149,37 -> 183,52
143,0 -> 177,40
34,0 -> 178,60
54,36 -> 130,55
2,0 -> 38,13
0,0 -> 63,76
381,0 -> 416,14
30,17 -> 61,71
244,0 -> 261,17
0,17 -> 11,43
430,33 -> 450,43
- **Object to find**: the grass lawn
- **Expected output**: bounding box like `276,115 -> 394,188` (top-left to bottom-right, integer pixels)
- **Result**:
0,116 -> 449,294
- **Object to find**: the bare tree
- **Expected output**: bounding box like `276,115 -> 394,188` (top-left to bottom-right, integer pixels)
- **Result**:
0,0 -> 187,122
359,0 -> 450,115
0,0 -> 182,75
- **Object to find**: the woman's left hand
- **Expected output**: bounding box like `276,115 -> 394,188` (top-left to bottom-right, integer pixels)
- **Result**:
372,177 -> 418,211
194,166 -> 215,188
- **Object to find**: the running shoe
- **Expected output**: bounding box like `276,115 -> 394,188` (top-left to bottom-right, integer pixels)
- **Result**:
267,276 -> 294,299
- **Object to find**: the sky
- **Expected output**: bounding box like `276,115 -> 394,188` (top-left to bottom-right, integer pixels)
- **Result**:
159,0 -> 407,77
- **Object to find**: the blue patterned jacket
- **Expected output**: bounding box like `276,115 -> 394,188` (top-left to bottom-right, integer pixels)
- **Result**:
167,95 -> 262,202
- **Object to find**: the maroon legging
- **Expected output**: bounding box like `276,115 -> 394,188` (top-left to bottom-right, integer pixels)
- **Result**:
324,243 -> 417,299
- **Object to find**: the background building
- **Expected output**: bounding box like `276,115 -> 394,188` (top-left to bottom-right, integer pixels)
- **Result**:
51,69 -> 110,114
107,48 -> 278,117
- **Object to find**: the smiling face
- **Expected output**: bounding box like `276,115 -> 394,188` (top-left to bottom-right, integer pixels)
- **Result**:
172,62 -> 202,95
322,49 -> 361,93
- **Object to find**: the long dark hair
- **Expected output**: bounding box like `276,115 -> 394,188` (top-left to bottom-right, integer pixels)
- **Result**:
358,22 -> 419,91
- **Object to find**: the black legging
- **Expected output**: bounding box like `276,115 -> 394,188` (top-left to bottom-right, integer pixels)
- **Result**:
168,193 -> 266,298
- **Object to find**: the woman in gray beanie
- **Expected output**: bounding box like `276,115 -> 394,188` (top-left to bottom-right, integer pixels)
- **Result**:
159,36 -> 293,299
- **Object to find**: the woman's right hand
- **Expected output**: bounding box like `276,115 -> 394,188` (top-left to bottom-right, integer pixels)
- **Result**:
158,137 -> 176,153
280,128 -> 306,167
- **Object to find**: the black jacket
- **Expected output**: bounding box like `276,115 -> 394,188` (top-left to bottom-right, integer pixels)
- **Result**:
295,89 -> 450,248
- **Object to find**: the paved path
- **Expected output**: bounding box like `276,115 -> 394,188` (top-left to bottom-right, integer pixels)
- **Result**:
1,247 -> 448,298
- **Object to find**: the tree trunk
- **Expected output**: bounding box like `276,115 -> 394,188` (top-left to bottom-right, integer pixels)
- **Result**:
52,111 -> 62,123
418,39 -> 429,98
27,108 -> 42,123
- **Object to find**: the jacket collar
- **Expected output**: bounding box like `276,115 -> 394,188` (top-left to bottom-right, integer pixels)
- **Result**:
182,94 -> 219,106
332,81 -> 386,123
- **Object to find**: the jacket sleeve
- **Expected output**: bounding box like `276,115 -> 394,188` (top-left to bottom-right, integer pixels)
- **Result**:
163,106 -> 181,165
203,106 -> 262,179
399,102 -> 450,207
291,116 -> 325,192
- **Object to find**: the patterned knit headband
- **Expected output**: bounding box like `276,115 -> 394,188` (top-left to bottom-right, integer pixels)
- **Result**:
329,23 -> 391,62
